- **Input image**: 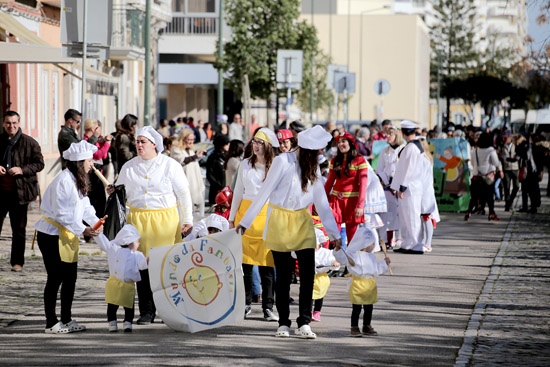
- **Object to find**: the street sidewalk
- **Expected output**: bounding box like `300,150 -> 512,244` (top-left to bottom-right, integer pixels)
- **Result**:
0,183 -> 548,366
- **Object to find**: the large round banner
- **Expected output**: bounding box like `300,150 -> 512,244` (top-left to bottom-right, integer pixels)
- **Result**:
149,230 -> 245,332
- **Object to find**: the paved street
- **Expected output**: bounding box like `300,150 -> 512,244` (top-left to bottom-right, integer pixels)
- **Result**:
0,184 -> 549,366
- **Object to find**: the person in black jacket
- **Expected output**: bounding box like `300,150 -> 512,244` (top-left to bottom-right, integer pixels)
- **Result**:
0,110 -> 45,272
58,109 -> 81,169
206,135 -> 230,205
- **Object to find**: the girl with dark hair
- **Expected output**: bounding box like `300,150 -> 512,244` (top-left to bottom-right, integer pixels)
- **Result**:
114,114 -> 138,173
34,141 -> 103,334
224,139 -> 245,185
236,126 -> 342,340
230,129 -> 278,321
324,131 -> 368,243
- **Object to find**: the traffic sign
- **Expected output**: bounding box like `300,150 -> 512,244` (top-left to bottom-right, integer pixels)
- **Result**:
374,79 -> 390,96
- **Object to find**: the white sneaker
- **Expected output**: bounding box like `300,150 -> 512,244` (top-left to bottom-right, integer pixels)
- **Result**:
263,309 -> 279,322
65,319 -> 86,333
295,324 -> 317,339
423,246 -> 432,253
275,325 -> 290,338
45,321 -> 69,334
123,321 -> 132,333
108,320 -> 118,332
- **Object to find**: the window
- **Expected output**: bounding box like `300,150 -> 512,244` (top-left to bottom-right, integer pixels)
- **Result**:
188,0 -> 215,13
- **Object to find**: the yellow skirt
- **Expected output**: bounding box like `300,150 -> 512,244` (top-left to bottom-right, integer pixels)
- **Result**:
42,216 -> 79,263
349,276 -> 378,305
234,199 -> 274,267
126,205 -> 180,257
105,275 -> 135,309
313,272 -> 330,300
265,204 -> 316,252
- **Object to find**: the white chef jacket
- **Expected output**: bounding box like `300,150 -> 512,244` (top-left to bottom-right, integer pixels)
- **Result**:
116,154 -> 193,225
390,139 -> 424,196
334,250 -> 388,279
229,159 -> 266,221
376,144 -> 404,186
420,155 -> 440,222
35,169 -> 99,236
96,233 -> 148,283
315,247 -> 339,274
239,151 -> 340,241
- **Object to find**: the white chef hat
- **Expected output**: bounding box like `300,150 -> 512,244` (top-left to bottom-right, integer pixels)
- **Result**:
400,120 -> 417,129
254,128 -> 280,148
112,224 -> 141,247
206,214 -> 229,232
62,141 -> 98,161
314,228 -> 327,247
137,126 -> 164,153
193,221 -> 208,239
298,125 -> 332,150
346,225 -> 375,253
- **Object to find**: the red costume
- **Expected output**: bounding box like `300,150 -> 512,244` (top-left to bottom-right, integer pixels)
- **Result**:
324,155 -> 368,242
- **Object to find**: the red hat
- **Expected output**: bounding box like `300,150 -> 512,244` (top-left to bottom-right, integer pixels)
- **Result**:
215,186 -> 233,205
276,129 -> 293,142
336,131 -> 358,148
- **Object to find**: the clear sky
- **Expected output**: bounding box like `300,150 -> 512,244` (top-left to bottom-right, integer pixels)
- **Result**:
527,0 -> 550,52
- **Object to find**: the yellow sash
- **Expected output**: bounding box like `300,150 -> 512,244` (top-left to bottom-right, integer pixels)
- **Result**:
42,216 -> 79,263
313,272 -> 330,300
105,275 -> 135,309
234,199 -> 274,267
349,275 -> 378,305
265,204 -> 316,252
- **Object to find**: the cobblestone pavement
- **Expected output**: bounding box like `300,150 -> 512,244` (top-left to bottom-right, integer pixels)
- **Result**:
457,187 -> 550,366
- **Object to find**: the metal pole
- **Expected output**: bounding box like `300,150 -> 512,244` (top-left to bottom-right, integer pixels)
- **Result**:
286,58 -> 292,121
343,77 -> 348,124
359,12 -> 363,121
144,0 -> 152,126
217,0 -> 224,128
333,90 -> 338,123
80,0 -> 87,137
437,52 -> 441,129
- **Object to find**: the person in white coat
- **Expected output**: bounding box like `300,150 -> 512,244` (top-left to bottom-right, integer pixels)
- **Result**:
419,138 -> 440,253
236,125 -> 342,339
311,228 -> 339,322
112,126 -> 193,325
96,224 -> 147,332
334,225 -> 390,337
390,121 -> 425,254
34,141 -> 102,334
375,126 -> 404,248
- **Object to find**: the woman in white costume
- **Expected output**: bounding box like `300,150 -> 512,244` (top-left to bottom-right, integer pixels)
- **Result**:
170,128 -> 206,217
236,125 -> 342,340
229,128 -> 278,321
419,138 -> 440,253
375,126 -> 404,248
35,141 -> 102,334
113,126 -> 193,324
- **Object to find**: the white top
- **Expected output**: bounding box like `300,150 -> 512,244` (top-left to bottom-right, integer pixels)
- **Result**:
116,154 -> 193,225
228,122 -> 243,141
34,169 -> 99,236
239,151 -> 341,241
170,146 -> 205,204
365,162 -> 387,214
334,250 -> 388,279
229,159 -> 266,221
376,144 -> 404,186
471,147 -> 502,176
390,140 -> 424,196
96,233 -> 148,283
420,155 -> 440,222
225,157 -> 241,188
315,247 -> 338,274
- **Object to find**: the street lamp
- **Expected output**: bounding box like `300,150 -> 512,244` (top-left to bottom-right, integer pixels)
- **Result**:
359,5 -> 391,121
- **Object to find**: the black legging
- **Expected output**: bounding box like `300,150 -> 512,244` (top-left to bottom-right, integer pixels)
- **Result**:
313,298 -> 323,312
107,303 -> 135,323
243,264 -> 275,311
351,304 -> 373,327
136,269 -> 156,318
37,232 -> 78,328
468,178 -> 495,216
272,248 -> 315,328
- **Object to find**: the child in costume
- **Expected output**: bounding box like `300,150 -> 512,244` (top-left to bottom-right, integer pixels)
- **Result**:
364,160 -> 387,253
312,229 -> 339,322
334,225 -> 390,337
213,186 -> 233,220
96,224 -> 148,332
184,213 -> 230,241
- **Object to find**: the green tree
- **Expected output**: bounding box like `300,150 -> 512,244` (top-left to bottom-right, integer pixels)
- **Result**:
215,0 -> 330,121
430,0 -> 481,122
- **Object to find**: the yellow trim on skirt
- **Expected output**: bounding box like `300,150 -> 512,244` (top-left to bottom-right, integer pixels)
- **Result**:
234,199 -> 274,267
349,275 -> 378,305
42,216 -> 79,263
265,204 -> 316,252
127,205 -> 180,257
313,272 -> 330,300
105,275 -> 135,309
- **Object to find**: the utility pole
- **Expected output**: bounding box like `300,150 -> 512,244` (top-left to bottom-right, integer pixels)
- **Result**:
310,0 -> 314,121
80,0 -> 87,137
217,0 -> 224,128
143,0 -> 152,126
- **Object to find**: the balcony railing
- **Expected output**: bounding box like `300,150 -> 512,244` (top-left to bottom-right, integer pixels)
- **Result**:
111,7 -> 145,49
163,14 -> 218,35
